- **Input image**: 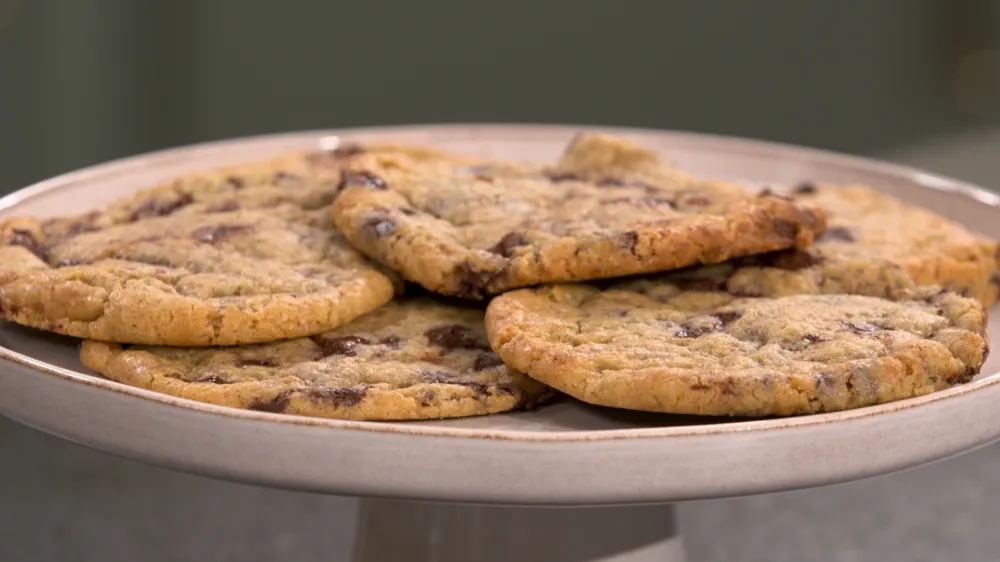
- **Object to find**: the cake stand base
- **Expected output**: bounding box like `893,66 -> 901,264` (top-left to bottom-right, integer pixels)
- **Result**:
352,500 -> 684,562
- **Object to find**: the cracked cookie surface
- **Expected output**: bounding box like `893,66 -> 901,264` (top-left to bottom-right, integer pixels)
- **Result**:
0,143 -> 442,345
81,297 -> 553,421
331,134 -> 828,298
485,281 -> 988,417
724,184 -> 1000,307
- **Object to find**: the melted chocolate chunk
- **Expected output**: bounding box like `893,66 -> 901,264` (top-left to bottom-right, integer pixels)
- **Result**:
620,231 -> 639,253
603,196 -> 675,207
337,170 -> 387,192
990,271 -> 1000,287
821,226 -> 856,243
677,194 -> 711,207
715,310 -> 743,326
545,172 -> 583,183
759,188 -> 793,201
313,335 -> 373,357
454,262 -> 500,299
421,370 -> 491,394
332,143 -> 365,158
473,352 -> 504,371
310,387 -> 368,407
486,232 -> 529,258
794,182 -> 818,195
196,374 -> 228,384
815,372 -> 836,389
596,177 -> 656,190
675,317 -> 723,338
425,324 -> 484,350
772,219 -> 798,239
238,357 -> 279,368
8,229 -> 40,254
206,201 -> 241,213
380,335 -> 404,349
360,214 -> 397,238
248,391 -> 292,413
225,176 -> 245,189
129,194 -> 194,221
399,207 -> 418,216
689,383 -> 712,391
956,367 -> 978,384
274,171 -> 302,183
803,333 -> 828,344
768,250 -> 819,271
57,258 -> 84,267
671,276 -> 727,292
840,321 -> 879,334
192,224 -> 251,244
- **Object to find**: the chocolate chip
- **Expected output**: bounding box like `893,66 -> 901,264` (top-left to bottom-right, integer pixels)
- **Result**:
596,177 -> 659,191
57,258 -> 83,267
672,277 -> 727,292
956,367 -> 977,384
620,231 -> 639,253
332,143 -> 365,158
821,226 -> 856,243
454,262 -> 499,299
676,317 -> 723,338
310,387 -> 367,407
425,324 -> 485,350
248,391 -> 292,413
803,333 -> 828,344
473,352 -> 504,371
815,372 -> 836,389
759,188 -> 793,201
603,196 -> 675,207
337,170 -> 387,192
421,370 -> 490,393
238,357 -> 279,368
8,229 -> 40,253
206,201 -> 240,213
794,182 -> 817,195
677,194 -> 711,207
768,250 -> 819,271
773,219 -> 798,239
225,176 -> 245,189
420,390 -> 436,406
840,321 -> 879,334
689,383 -> 711,391
196,375 -> 228,384
486,232 -> 529,258
360,214 -> 397,239
380,335 -> 404,349
715,310 -> 743,326
192,224 -> 251,244
313,335 -> 373,357
274,171 -> 302,183
129,194 -> 194,221
545,172 -> 583,183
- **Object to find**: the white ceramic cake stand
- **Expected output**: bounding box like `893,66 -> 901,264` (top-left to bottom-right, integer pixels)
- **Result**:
1,125 -> 998,562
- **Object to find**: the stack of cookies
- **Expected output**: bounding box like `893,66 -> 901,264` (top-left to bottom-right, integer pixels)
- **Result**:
0,134 -> 995,420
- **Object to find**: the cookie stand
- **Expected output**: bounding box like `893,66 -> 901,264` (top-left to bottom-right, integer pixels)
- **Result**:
1,125 -> 999,562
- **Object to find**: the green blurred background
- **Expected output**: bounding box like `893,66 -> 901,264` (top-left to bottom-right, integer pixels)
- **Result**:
2,0 -> 998,193
3,2 -> 1000,561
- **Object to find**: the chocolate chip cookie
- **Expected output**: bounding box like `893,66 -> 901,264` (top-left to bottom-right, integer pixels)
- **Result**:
485,281 -> 988,417
0,143 -> 443,346
332,133 -> 828,298
724,184 -> 1000,307
81,298 -> 553,421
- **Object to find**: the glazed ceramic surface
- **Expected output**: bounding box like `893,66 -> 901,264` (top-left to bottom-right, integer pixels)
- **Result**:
1,125 -> 997,506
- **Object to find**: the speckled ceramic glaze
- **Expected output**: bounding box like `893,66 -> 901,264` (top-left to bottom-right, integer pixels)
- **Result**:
1,125 -> 998,510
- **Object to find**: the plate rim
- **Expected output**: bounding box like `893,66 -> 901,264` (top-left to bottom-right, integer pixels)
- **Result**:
1,122 -> 997,442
